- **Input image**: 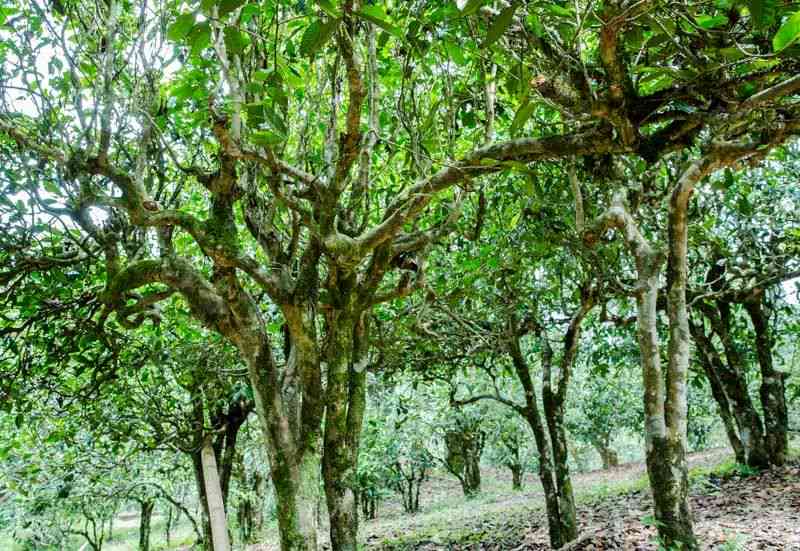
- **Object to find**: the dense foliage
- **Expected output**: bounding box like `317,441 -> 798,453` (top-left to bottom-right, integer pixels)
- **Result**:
1,0 -> 799,550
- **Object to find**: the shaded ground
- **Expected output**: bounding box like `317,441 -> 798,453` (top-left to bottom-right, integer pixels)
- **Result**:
250,448 -> 800,550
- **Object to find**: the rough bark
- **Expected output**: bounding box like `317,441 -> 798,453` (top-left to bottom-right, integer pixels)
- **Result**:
201,438 -> 232,551
322,303 -> 368,551
444,428 -> 484,496
744,292 -> 789,466
240,329 -> 320,551
585,174 -> 706,549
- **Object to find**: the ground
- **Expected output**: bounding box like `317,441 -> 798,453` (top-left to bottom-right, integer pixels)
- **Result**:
346,449 -> 800,550
12,447 -> 793,550
249,447 -> 800,550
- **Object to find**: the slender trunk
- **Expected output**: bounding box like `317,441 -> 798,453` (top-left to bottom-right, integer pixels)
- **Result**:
164,505 -> 173,547
138,499 -> 154,551
699,301 -> 770,467
650,170 -> 701,550
744,294 -> 789,466
542,396 -> 577,542
508,335 -> 570,549
192,451 -> 213,551
690,323 -> 746,463
201,438 -> 232,551
218,405 -> 246,510
510,464 -> 523,490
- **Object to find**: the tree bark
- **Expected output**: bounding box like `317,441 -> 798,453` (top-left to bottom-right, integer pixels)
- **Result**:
697,300 -> 769,467
192,450 -> 213,551
586,177 -> 705,549
138,499 -> 154,551
690,320 -> 746,464
201,438 -> 232,551
744,292 -> 788,466
444,428 -> 484,496
240,330 -> 320,551
322,307 -> 367,551
508,334 -> 575,549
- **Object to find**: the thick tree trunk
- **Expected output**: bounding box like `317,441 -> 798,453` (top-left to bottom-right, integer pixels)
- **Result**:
322,309 -> 367,551
444,429 -> 484,496
201,438 -> 232,551
138,499 -> 154,551
242,333 -> 320,551
744,295 -> 788,466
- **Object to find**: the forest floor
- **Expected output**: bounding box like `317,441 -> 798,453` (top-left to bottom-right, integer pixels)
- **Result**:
250,447 -> 800,550
350,448 -> 800,550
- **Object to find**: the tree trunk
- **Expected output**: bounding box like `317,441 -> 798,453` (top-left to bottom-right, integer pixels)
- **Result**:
508,336 -> 573,549
444,429 -> 484,497
192,451 -> 213,551
588,181 -> 700,549
542,396 -> 577,542
509,464 -> 523,490
698,300 -> 770,468
201,438 -> 232,551
164,504 -> 173,547
690,322 -> 747,464
744,294 -> 788,466
242,333 -> 320,551
322,308 -> 367,551
593,441 -> 620,470
138,499 -> 154,551
645,167 -> 709,550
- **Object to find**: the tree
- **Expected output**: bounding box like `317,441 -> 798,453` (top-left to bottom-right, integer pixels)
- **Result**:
4,1 -> 800,549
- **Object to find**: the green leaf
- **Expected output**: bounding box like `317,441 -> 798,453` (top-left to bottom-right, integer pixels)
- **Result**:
223,25 -> 249,55
317,0 -> 340,18
444,40 -> 466,66
187,22 -> 212,57
218,0 -> 246,17
482,4 -> 517,49
695,14 -> 728,29
748,0 -> 777,30
510,99 -> 535,137
252,130 -> 285,147
300,18 -> 341,57
547,4 -> 573,18
459,0 -> 485,16
773,11 -> 800,52
356,5 -> 402,38
167,13 -> 195,42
